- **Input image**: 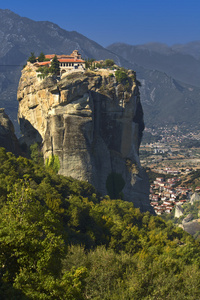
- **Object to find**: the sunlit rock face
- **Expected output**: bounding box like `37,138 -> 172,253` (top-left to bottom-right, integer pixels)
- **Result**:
17,64 -> 153,212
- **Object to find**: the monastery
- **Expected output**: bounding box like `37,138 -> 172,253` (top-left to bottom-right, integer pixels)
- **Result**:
35,50 -> 86,75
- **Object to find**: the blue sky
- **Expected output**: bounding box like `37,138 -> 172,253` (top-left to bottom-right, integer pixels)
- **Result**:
1,0 -> 200,47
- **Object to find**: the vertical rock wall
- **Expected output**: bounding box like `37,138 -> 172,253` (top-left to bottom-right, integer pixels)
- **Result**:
17,64 -> 153,212
0,108 -> 20,155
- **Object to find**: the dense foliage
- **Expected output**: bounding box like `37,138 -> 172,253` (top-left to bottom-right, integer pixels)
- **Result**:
35,55 -> 60,78
85,58 -> 115,70
1,147 -> 200,299
115,68 -> 128,83
85,58 -> 95,69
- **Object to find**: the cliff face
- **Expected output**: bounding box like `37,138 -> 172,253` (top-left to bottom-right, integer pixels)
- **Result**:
0,108 -> 20,155
17,63 -> 152,212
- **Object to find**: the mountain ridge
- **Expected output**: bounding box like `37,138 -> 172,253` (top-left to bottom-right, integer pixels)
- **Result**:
107,42 -> 200,87
0,9 -> 200,135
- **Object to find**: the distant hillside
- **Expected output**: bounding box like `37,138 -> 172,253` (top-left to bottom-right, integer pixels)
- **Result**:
108,42 -> 200,131
107,42 -> 200,87
138,68 -> 200,130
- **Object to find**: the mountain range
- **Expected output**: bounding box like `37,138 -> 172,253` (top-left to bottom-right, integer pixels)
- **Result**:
0,9 -> 200,135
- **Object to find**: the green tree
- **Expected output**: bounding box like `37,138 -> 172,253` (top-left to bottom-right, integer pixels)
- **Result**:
85,58 -> 95,69
30,142 -> 44,164
0,181 -> 67,298
45,154 -> 60,174
37,52 -> 45,62
104,59 -> 114,67
50,55 -> 60,75
36,66 -> 50,79
115,69 -> 128,83
27,52 -> 36,63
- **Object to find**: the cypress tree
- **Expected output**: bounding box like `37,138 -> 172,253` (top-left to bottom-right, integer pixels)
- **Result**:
50,55 -> 60,75
38,52 -> 46,62
27,52 -> 36,63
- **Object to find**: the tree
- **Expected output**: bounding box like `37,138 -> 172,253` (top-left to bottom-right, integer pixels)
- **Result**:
85,58 -> 95,69
30,142 -> 44,165
0,181 -> 67,298
27,52 -> 36,63
45,154 -> 60,174
104,59 -> 114,67
37,52 -> 45,62
50,55 -> 60,75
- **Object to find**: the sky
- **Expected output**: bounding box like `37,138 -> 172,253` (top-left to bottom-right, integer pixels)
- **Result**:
1,0 -> 200,47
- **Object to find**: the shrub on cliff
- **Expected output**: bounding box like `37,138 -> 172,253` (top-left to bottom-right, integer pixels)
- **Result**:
104,59 -> 115,67
36,65 -> 50,79
96,59 -> 115,69
85,58 -> 95,69
115,68 -> 128,83
45,154 -> 60,174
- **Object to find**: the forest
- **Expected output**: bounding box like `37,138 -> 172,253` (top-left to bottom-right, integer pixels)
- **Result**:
1,147 -> 200,299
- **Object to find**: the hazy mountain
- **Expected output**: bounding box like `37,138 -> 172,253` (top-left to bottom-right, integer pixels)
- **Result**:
107,42 -> 200,88
1,9 -> 200,135
138,67 -> 200,130
172,41 -> 200,60
107,42 -> 200,130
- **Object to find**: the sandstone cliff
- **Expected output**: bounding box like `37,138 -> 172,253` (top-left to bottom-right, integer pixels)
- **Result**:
17,63 -> 153,212
174,204 -> 184,218
0,108 -> 20,155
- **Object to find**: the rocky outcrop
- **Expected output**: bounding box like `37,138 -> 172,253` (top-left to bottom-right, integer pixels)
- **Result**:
17,63 -> 153,212
174,204 -> 184,218
182,214 -> 200,236
190,192 -> 200,204
0,108 -> 20,155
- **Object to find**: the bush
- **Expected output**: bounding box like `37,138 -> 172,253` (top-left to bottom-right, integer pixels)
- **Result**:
36,66 -> 50,78
30,142 -> 43,164
45,154 -> 60,174
115,69 -> 128,83
104,59 -> 115,67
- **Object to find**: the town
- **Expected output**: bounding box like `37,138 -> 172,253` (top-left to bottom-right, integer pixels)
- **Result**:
141,127 -> 200,215
149,174 -> 195,214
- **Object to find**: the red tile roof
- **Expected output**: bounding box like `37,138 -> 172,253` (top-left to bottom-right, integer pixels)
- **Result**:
36,61 -> 50,66
59,59 -> 85,63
